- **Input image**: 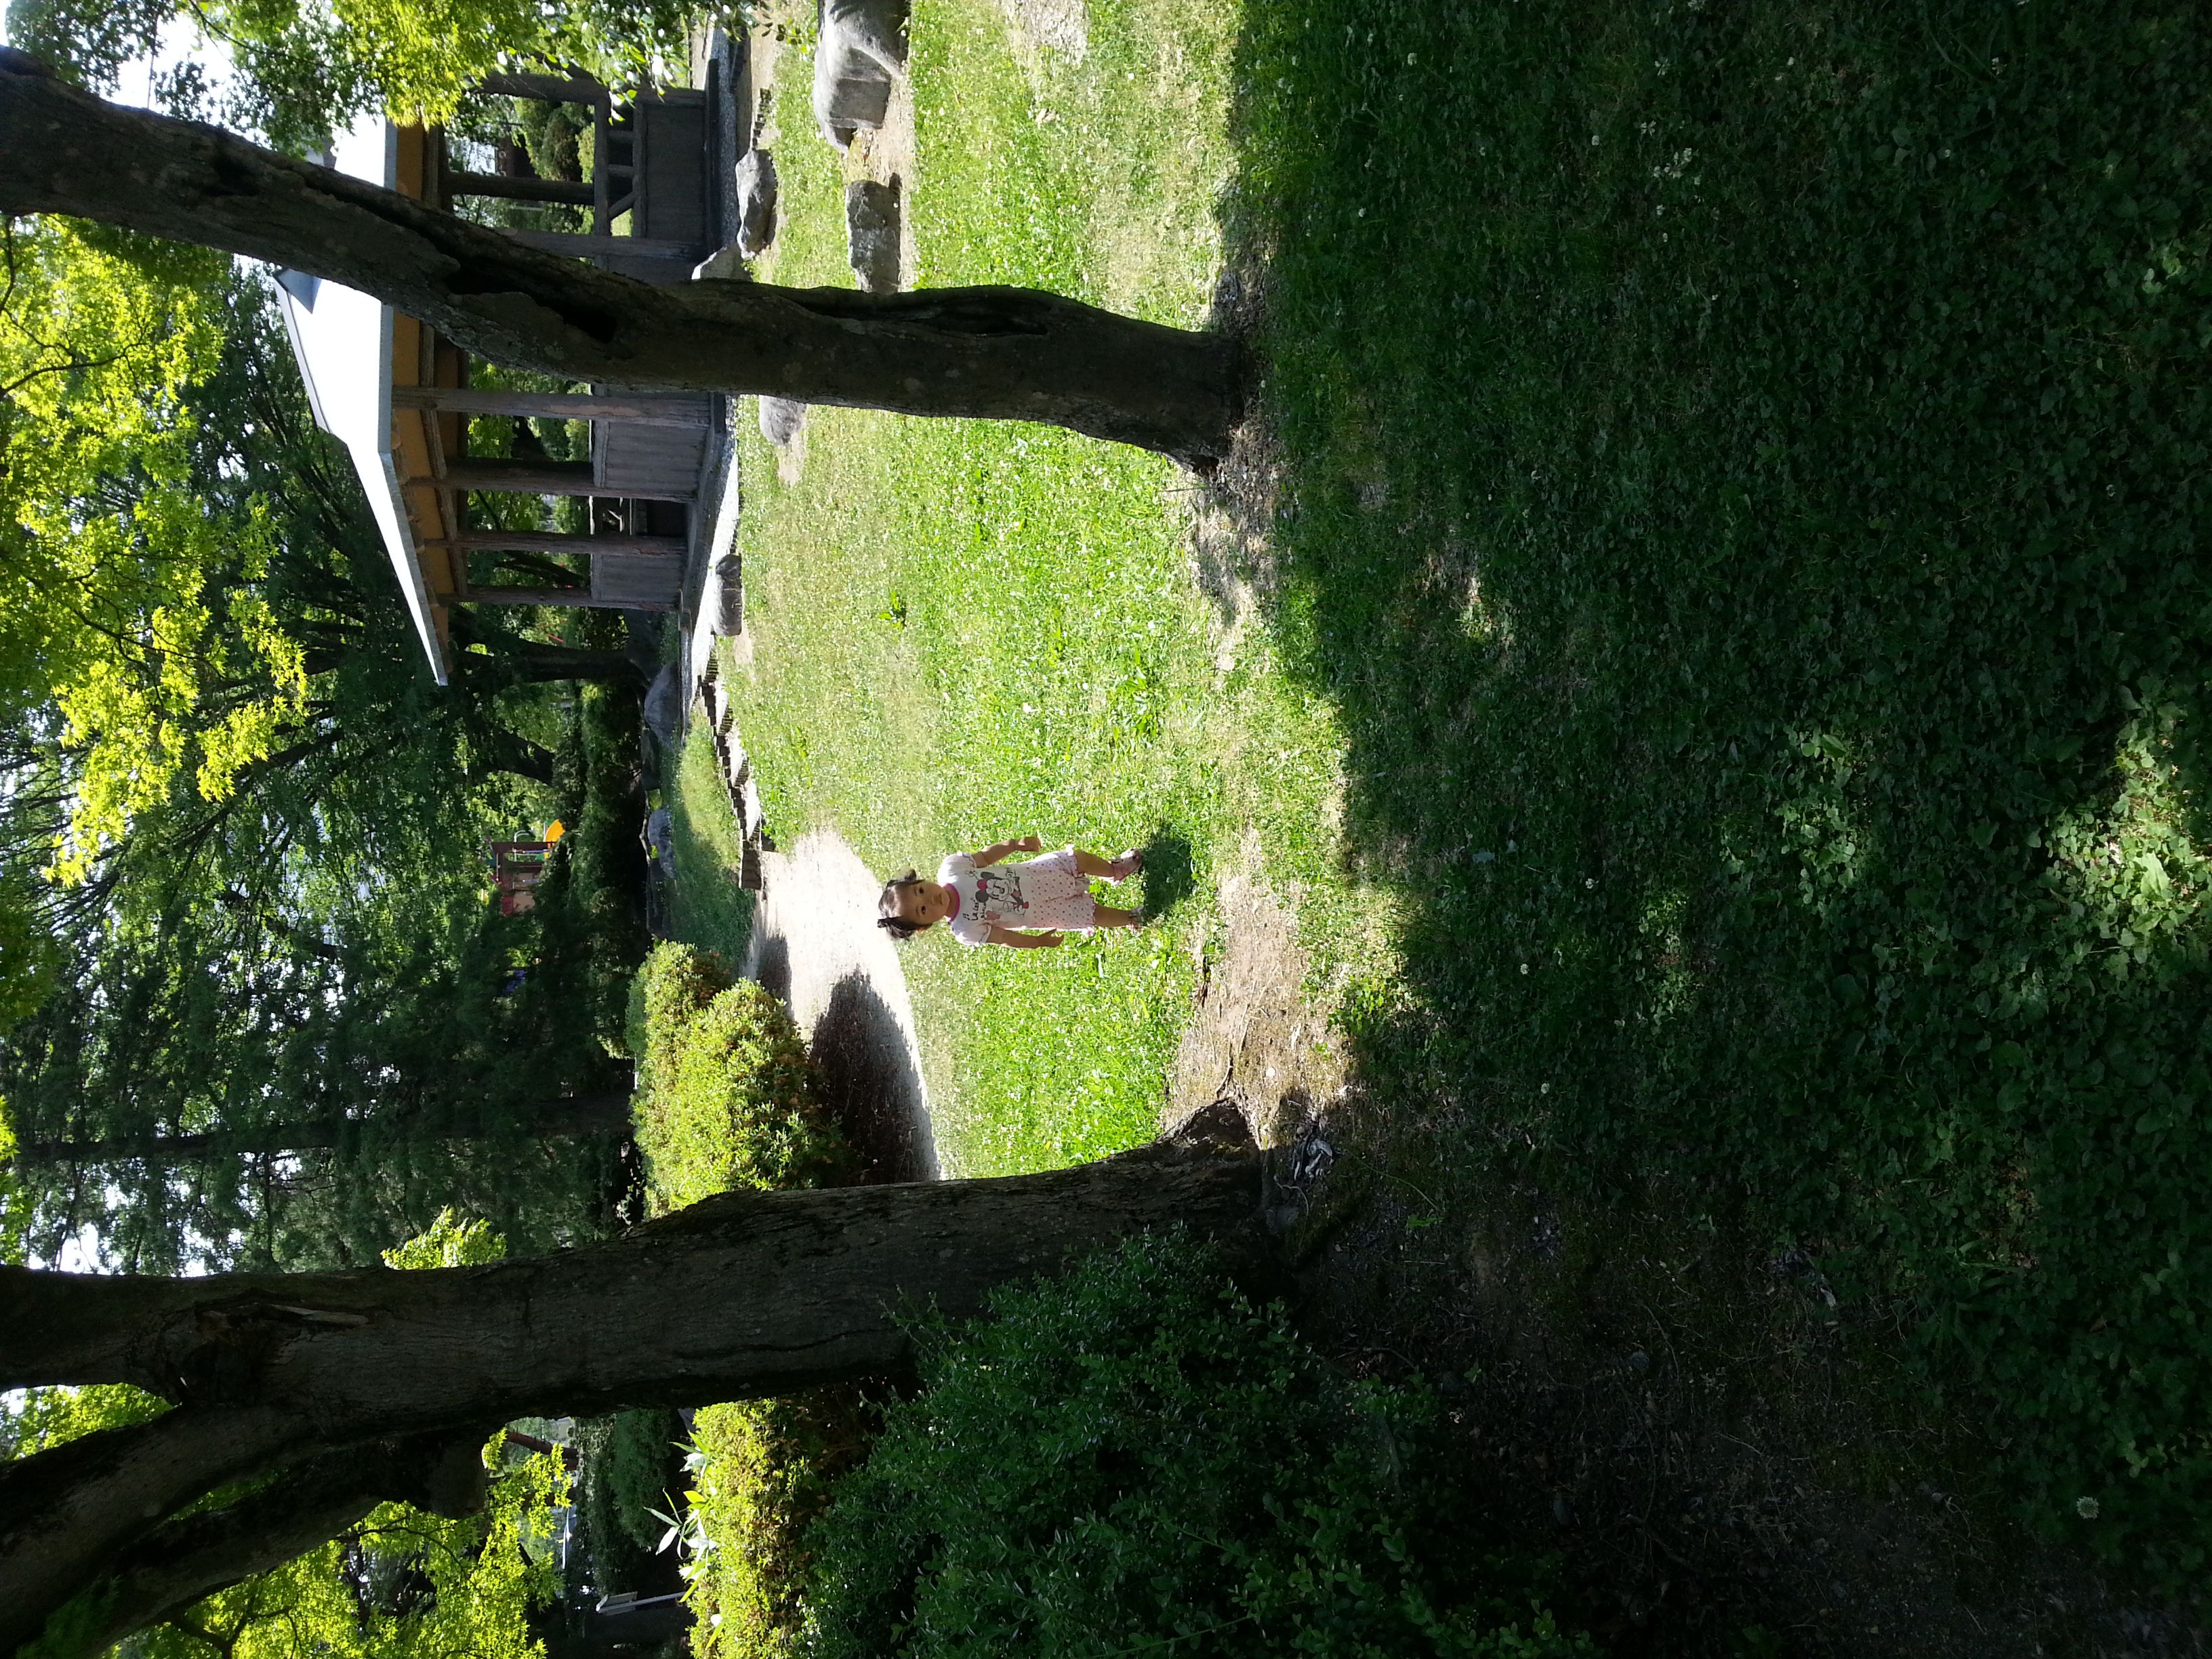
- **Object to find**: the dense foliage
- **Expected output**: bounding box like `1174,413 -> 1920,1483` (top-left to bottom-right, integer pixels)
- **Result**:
619,944 -> 867,1655
5,0 -> 688,144
684,1390 -> 872,1659
796,1233 -> 1587,1658
1229,0 -> 2212,1578
0,266 -> 640,1271
627,943 -> 853,1210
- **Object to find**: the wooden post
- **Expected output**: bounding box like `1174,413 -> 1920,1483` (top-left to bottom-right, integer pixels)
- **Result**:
466,588 -> 598,608
392,387 -> 712,426
441,457 -> 695,504
476,72 -> 608,104
441,458 -> 594,492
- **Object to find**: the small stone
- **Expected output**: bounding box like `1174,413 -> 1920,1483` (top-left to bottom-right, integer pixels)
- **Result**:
1628,1349 -> 1651,1373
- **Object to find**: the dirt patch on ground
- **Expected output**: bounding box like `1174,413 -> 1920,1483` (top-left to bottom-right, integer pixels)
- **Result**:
1164,837 -> 1347,1148
744,828 -> 939,1183
998,0 -> 1090,65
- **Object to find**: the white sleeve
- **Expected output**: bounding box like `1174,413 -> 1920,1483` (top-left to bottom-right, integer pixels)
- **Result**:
938,854 -> 987,946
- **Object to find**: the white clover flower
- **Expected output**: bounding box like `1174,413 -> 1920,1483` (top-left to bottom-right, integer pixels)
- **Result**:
2076,1496 -> 2100,1519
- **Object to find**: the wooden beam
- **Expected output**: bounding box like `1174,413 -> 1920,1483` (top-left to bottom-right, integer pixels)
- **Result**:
499,229 -> 697,262
462,588 -> 604,609
440,458 -> 590,491
466,587 -> 674,613
475,72 -> 608,104
445,169 -> 595,205
392,386 -> 712,427
444,530 -> 687,557
439,457 -> 695,504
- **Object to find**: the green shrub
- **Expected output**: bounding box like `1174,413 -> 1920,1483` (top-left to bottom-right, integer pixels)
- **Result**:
798,1234 -> 1591,1659
630,965 -> 853,1212
626,941 -> 737,1098
623,943 -> 865,1649
684,1390 -> 874,1659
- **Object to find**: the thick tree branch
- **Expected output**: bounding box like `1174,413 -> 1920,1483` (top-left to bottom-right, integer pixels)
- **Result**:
0,66 -> 1244,463
26,1428 -> 494,1659
0,1406 -> 304,1658
0,1134 -> 1267,1658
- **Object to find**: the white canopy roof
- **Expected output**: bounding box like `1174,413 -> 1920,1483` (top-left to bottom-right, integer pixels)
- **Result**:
272,118 -> 449,684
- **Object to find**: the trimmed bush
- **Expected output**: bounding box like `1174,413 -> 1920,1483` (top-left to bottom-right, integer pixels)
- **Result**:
627,941 -> 737,1101
797,1233 -> 1591,1659
623,942 -> 865,1650
630,960 -> 853,1211
684,1390 -> 874,1659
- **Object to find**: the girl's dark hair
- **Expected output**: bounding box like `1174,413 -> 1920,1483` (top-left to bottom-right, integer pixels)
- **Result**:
876,869 -> 926,939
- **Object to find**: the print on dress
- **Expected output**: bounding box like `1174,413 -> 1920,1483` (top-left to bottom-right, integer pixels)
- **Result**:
972,867 -> 1025,923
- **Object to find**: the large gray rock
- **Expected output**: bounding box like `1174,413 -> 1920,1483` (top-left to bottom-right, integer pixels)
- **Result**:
758,396 -> 806,447
691,244 -> 747,281
733,149 -> 779,257
813,0 -> 908,148
642,663 -> 682,752
845,178 -> 901,295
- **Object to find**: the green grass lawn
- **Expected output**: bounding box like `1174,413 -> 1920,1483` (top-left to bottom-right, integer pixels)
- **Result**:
726,0 -> 1345,1175
721,0 -> 2212,1582
1230,0 -> 2212,1579
663,722 -> 756,966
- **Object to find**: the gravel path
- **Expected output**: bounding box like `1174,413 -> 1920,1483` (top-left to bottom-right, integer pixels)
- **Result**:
742,828 -> 940,1183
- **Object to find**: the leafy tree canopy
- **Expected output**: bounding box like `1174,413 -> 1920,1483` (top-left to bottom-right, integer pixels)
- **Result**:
0,264 -> 629,1273
1,218 -> 304,889
6,0 -> 687,144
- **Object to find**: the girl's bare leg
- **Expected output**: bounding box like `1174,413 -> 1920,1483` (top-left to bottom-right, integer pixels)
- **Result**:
1074,848 -> 1143,880
1094,905 -> 1145,928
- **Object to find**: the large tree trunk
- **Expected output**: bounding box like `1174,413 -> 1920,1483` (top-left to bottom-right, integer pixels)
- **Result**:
0,1129 -> 1267,1659
10,1094 -> 634,1167
0,63 -> 1244,465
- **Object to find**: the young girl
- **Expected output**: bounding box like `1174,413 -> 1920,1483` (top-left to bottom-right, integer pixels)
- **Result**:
876,835 -> 1142,948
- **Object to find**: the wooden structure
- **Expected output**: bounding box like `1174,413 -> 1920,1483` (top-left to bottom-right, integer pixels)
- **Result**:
490,839 -> 555,915
277,73 -> 727,683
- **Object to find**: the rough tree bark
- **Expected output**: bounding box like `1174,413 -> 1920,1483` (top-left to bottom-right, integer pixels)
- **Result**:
0,1127 -> 1267,1659
0,60 -> 1244,465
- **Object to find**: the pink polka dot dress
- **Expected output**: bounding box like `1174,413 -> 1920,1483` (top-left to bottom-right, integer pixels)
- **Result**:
938,848 -> 1097,947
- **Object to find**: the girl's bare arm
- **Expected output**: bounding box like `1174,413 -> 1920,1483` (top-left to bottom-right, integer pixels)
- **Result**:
970,833 -> 1045,868
986,926 -> 1064,949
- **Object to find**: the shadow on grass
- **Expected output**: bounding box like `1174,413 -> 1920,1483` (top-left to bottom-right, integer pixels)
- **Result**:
1134,823 -> 1198,920
1223,0 -> 2212,1578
